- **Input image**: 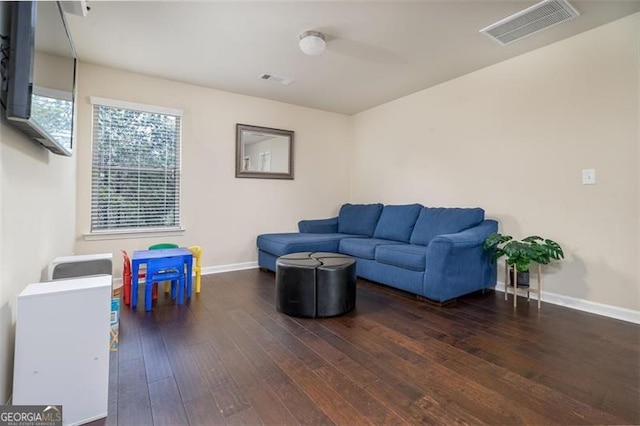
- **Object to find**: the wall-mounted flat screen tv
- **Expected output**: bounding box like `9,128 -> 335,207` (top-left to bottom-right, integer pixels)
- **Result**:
1,1 -> 77,156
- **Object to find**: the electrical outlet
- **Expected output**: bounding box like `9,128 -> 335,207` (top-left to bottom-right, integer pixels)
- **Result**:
582,169 -> 596,185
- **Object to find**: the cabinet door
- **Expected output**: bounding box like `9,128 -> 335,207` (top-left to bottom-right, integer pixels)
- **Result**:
13,275 -> 111,425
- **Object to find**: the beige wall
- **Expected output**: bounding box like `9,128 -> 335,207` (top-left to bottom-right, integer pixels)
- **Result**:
73,63 -> 352,275
34,52 -> 75,93
0,1 -> 77,403
351,14 -> 640,311
0,2 -> 634,410
0,120 -> 77,402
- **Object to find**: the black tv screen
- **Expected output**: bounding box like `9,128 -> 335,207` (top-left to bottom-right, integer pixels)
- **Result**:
1,1 -> 77,157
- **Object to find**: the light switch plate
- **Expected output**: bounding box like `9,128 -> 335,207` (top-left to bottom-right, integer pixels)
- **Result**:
582,169 -> 596,185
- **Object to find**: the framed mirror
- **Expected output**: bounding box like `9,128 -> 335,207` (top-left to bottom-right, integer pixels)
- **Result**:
236,124 -> 294,179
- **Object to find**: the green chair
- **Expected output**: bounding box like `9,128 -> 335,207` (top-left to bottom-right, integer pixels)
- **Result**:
149,243 -> 179,250
149,243 -> 179,294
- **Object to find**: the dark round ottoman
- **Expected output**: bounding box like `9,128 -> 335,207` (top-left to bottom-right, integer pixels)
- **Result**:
276,252 -> 356,318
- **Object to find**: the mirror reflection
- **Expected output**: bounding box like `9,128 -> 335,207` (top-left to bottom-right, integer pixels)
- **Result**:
33,1 -> 76,152
236,124 -> 294,179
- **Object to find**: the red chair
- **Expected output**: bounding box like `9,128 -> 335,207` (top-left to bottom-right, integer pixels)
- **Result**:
121,250 -> 158,305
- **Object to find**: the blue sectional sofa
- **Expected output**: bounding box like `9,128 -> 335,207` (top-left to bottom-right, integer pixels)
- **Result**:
257,203 -> 498,303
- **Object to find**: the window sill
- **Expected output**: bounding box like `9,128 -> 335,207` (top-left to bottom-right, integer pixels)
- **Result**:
83,228 -> 186,241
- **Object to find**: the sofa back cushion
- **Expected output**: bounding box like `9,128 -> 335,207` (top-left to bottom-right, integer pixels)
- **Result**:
410,207 -> 485,246
338,203 -> 384,237
373,204 -> 423,242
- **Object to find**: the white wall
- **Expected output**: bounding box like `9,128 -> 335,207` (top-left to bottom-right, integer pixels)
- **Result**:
0,1 -> 77,403
351,14 -> 640,311
73,63 -> 352,275
0,120 -> 77,403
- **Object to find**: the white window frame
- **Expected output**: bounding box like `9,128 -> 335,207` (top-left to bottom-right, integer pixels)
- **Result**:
85,96 -> 185,240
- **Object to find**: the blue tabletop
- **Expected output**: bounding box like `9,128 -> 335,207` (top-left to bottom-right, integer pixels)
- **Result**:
132,247 -> 192,260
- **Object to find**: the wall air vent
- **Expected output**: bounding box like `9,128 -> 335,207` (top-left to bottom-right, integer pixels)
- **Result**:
259,73 -> 294,86
480,0 -> 579,45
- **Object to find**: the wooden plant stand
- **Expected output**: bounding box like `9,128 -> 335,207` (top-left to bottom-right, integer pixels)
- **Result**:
505,262 -> 542,309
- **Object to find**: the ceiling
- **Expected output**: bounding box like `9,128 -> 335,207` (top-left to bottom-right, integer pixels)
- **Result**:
64,1 -> 639,115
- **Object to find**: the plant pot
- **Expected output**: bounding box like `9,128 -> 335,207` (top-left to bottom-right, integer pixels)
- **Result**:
509,269 -> 530,287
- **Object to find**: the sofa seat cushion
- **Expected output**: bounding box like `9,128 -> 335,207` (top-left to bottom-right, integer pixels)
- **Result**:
258,233 -> 358,257
375,244 -> 428,272
410,207 -> 485,246
373,204 -> 422,243
339,238 -> 402,260
338,203 -> 384,237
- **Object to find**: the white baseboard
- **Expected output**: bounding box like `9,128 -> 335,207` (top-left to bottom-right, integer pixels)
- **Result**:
201,262 -> 258,275
111,261 -> 259,287
495,281 -> 640,324
113,264 -> 639,325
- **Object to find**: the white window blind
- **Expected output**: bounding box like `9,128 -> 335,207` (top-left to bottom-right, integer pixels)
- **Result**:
90,99 -> 182,233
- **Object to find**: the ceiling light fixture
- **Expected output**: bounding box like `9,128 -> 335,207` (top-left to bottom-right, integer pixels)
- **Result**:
299,30 -> 326,56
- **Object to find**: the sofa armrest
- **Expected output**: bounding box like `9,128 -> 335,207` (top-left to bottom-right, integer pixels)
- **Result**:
430,220 -> 497,246
423,220 -> 498,302
298,217 -> 339,233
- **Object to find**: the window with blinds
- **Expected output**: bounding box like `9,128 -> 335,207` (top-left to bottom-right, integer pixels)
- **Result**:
90,98 -> 182,233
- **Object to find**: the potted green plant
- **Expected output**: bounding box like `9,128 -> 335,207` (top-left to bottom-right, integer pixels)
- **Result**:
483,233 -> 564,286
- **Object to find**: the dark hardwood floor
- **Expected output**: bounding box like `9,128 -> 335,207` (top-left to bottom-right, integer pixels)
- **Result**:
100,269 -> 640,425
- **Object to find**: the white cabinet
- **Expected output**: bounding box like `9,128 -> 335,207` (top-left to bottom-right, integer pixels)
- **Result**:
13,275 -> 111,425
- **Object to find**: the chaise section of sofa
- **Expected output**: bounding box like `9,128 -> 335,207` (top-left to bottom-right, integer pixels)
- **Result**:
258,203 -> 384,271
257,203 -> 497,303
257,232 -> 361,271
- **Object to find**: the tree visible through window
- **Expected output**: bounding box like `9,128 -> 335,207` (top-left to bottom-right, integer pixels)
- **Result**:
31,93 -> 73,151
90,100 -> 182,232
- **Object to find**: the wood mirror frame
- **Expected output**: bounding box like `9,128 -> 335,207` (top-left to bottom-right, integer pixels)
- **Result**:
235,124 -> 294,179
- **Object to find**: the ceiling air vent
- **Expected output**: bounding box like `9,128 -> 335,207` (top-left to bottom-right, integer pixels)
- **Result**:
259,73 -> 294,86
480,0 -> 579,45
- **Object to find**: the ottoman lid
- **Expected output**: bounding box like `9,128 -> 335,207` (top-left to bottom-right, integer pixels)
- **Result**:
279,252 -> 314,260
277,252 -> 354,269
317,257 -> 355,269
311,252 -> 355,270
277,252 -> 321,268
310,252 -> 352,260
